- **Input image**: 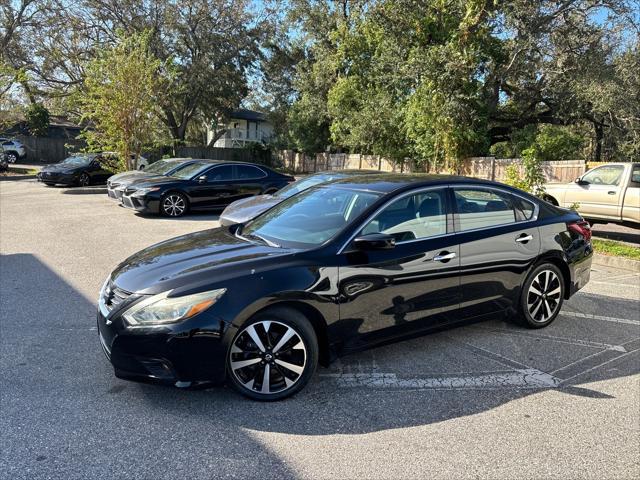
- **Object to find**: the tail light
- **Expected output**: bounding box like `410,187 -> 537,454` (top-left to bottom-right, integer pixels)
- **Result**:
567,220 -> 592,242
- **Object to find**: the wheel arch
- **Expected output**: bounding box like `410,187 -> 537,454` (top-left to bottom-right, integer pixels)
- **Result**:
232,300 -> 332,367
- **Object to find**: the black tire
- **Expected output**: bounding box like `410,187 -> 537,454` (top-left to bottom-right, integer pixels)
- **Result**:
78,173 -> 90,187
227,307 -> 318,401
264,188 -> 278,194
544,195 -> 559,206
519,262 -> 565,329
160,192 -> 189,217
6,152 -> 18,163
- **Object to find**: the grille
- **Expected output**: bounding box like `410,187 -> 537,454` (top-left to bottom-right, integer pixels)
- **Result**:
103,282 -> 132,311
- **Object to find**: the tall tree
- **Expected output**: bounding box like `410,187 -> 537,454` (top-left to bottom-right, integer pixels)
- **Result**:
76,32 -> 162,170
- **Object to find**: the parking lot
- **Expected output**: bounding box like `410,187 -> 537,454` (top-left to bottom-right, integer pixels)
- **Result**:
1,178 -> 639,479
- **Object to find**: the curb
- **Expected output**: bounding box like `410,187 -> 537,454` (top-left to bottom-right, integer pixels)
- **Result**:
62,187 -> 107,195
592,253 -> 640,272
0,174 -> 36,181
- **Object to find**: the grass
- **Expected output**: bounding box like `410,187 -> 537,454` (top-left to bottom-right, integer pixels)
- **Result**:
592,239 -> 640,260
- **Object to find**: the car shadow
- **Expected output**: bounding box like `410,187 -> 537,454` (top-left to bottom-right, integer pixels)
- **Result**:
591,225 -> 640,244
133,209 -> 222,222
2,253 -> 638,476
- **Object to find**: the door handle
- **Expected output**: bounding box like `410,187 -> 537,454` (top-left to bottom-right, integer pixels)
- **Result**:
607,191 -> 616,195
515,234 -> 533,243
433,251 -> 456,262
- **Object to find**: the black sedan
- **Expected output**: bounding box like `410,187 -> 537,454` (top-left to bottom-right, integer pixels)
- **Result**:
120,160 -> 294,216
97,175 -> 593,400
219,169 -> 378,226
37,154 -> 115,186
107,158 -> 197,201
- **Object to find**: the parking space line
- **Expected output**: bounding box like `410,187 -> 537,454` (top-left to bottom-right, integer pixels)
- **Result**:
320,369 -> 562,389
561,311 -> 640,326
558,346 -> 640,385
469,325 -> 627,352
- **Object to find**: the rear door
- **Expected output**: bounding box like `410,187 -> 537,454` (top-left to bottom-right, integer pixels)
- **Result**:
453,186 -> 541,319
234,165 -> 268,200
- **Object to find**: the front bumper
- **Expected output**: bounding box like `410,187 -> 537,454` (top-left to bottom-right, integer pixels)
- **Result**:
121,194 -> 159,214
37,172 -> 78,185
107,186 -> 125,201
96,300 -> 229,385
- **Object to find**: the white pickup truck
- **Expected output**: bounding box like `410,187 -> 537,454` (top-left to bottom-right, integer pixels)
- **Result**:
544,162 -> 639,227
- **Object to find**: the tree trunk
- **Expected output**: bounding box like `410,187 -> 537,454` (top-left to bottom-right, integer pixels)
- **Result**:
593,122 -> 603,162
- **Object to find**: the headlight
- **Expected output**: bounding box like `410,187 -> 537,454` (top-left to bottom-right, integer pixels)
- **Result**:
131,187 -> 160,197
122,288 -> 226,326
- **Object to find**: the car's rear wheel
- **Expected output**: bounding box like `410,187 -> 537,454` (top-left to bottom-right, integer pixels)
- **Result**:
78,173 -> 90,187
227,307 -> 318,401
161,192 -> 188,217
520,263 -> 565,328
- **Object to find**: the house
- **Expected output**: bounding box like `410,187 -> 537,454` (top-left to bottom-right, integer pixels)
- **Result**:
207,109 -> 274,148
2,115 -> 84,139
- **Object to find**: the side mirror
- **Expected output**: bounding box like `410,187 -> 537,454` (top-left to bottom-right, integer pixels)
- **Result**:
575,177 -> 589,185
352,233 -> 396,251
197,175 -> 208,183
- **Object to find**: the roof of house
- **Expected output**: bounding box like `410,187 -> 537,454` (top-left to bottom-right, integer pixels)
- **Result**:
230,109 -> 267,122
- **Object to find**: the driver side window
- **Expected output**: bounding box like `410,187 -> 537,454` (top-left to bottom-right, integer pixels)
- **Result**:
360,189 -> 447,243
582,165 -> 625,186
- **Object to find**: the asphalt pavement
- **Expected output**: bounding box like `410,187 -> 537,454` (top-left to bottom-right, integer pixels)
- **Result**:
1,179 -> 639,479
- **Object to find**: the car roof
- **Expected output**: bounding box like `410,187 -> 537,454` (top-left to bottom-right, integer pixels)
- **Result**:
328,173 -> 515,194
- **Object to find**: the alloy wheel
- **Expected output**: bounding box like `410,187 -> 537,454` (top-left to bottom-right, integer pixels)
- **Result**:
79,174 -> 90,187
7,153 -> 17,163
229,320 -> 307,395
162,194 -> 186,216
526,270 -> 562,323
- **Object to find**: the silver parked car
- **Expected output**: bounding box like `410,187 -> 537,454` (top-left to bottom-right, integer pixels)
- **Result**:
219,170 -> 379,226
0,138 -> 27,163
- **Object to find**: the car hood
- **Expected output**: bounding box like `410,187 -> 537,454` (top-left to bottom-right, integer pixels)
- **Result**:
108,171 -> 150,184
220,195 -> 281,224
41,163 -> 82,174
110,227 -> 296,294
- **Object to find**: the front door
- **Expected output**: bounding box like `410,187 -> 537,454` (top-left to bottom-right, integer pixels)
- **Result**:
188,165 -> 237,209
452,186 -> 541,319
564,164 -> 626,220
336,188 -> 461,351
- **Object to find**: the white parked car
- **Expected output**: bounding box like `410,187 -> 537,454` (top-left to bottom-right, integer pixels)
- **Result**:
0,138 -> 27,163
544,162 -> 639,227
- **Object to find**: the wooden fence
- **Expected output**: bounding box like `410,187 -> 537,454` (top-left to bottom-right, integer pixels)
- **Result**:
13,135 -> 86,163
176,146 -> 272,165
276,151 -> 586,184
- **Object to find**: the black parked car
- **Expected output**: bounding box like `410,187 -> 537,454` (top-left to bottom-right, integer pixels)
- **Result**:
120,160 -> 294,217
219,169 -> 378,226
38,154 -> 115,186
97,174 -> 593,400
107,158 -> 197,201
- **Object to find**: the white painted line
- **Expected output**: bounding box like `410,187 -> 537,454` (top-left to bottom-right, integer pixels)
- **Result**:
559,347 -> 640,384
562,311 -> 640,326
321,369 -> 562,389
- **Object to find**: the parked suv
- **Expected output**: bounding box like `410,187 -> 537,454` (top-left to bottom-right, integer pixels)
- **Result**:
0,138 -> 27,163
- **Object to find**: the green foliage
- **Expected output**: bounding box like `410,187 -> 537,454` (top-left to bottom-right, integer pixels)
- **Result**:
528,125 -> 584,161
76,31 -> 162,172
503,149 -> 547,197
25,103 -> 50,136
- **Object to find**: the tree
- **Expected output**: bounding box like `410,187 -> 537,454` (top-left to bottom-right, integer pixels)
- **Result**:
76,32 -> 162,171
25,103 -> 49,135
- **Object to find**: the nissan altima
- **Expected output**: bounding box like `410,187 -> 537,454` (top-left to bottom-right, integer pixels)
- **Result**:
120,160 -> 294,216
97,175 -> 593,400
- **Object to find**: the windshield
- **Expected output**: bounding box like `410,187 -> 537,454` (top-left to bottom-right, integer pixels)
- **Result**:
62,155 -> 92,166
275,173 -> 349,199
145,160 -> 180,175
242,186 -> 381,248
170,162 -> 211,180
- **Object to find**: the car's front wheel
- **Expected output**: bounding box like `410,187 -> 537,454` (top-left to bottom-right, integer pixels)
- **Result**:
520,263 -> 565,328
78,173 -> 90,187
161,192 -> 188,217
227,307 -> 318,401
6,152 -> 18,163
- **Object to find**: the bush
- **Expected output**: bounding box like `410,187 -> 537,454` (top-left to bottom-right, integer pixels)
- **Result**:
504,149 -> 546,197
25,104 -> 50,136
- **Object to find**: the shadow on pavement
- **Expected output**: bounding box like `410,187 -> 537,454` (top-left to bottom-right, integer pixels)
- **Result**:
1,253 -> 638,477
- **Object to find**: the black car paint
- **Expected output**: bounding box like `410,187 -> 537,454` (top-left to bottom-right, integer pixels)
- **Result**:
121,162 -> 294,214
97,175 -> 593,386
38,155 -> 114,186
